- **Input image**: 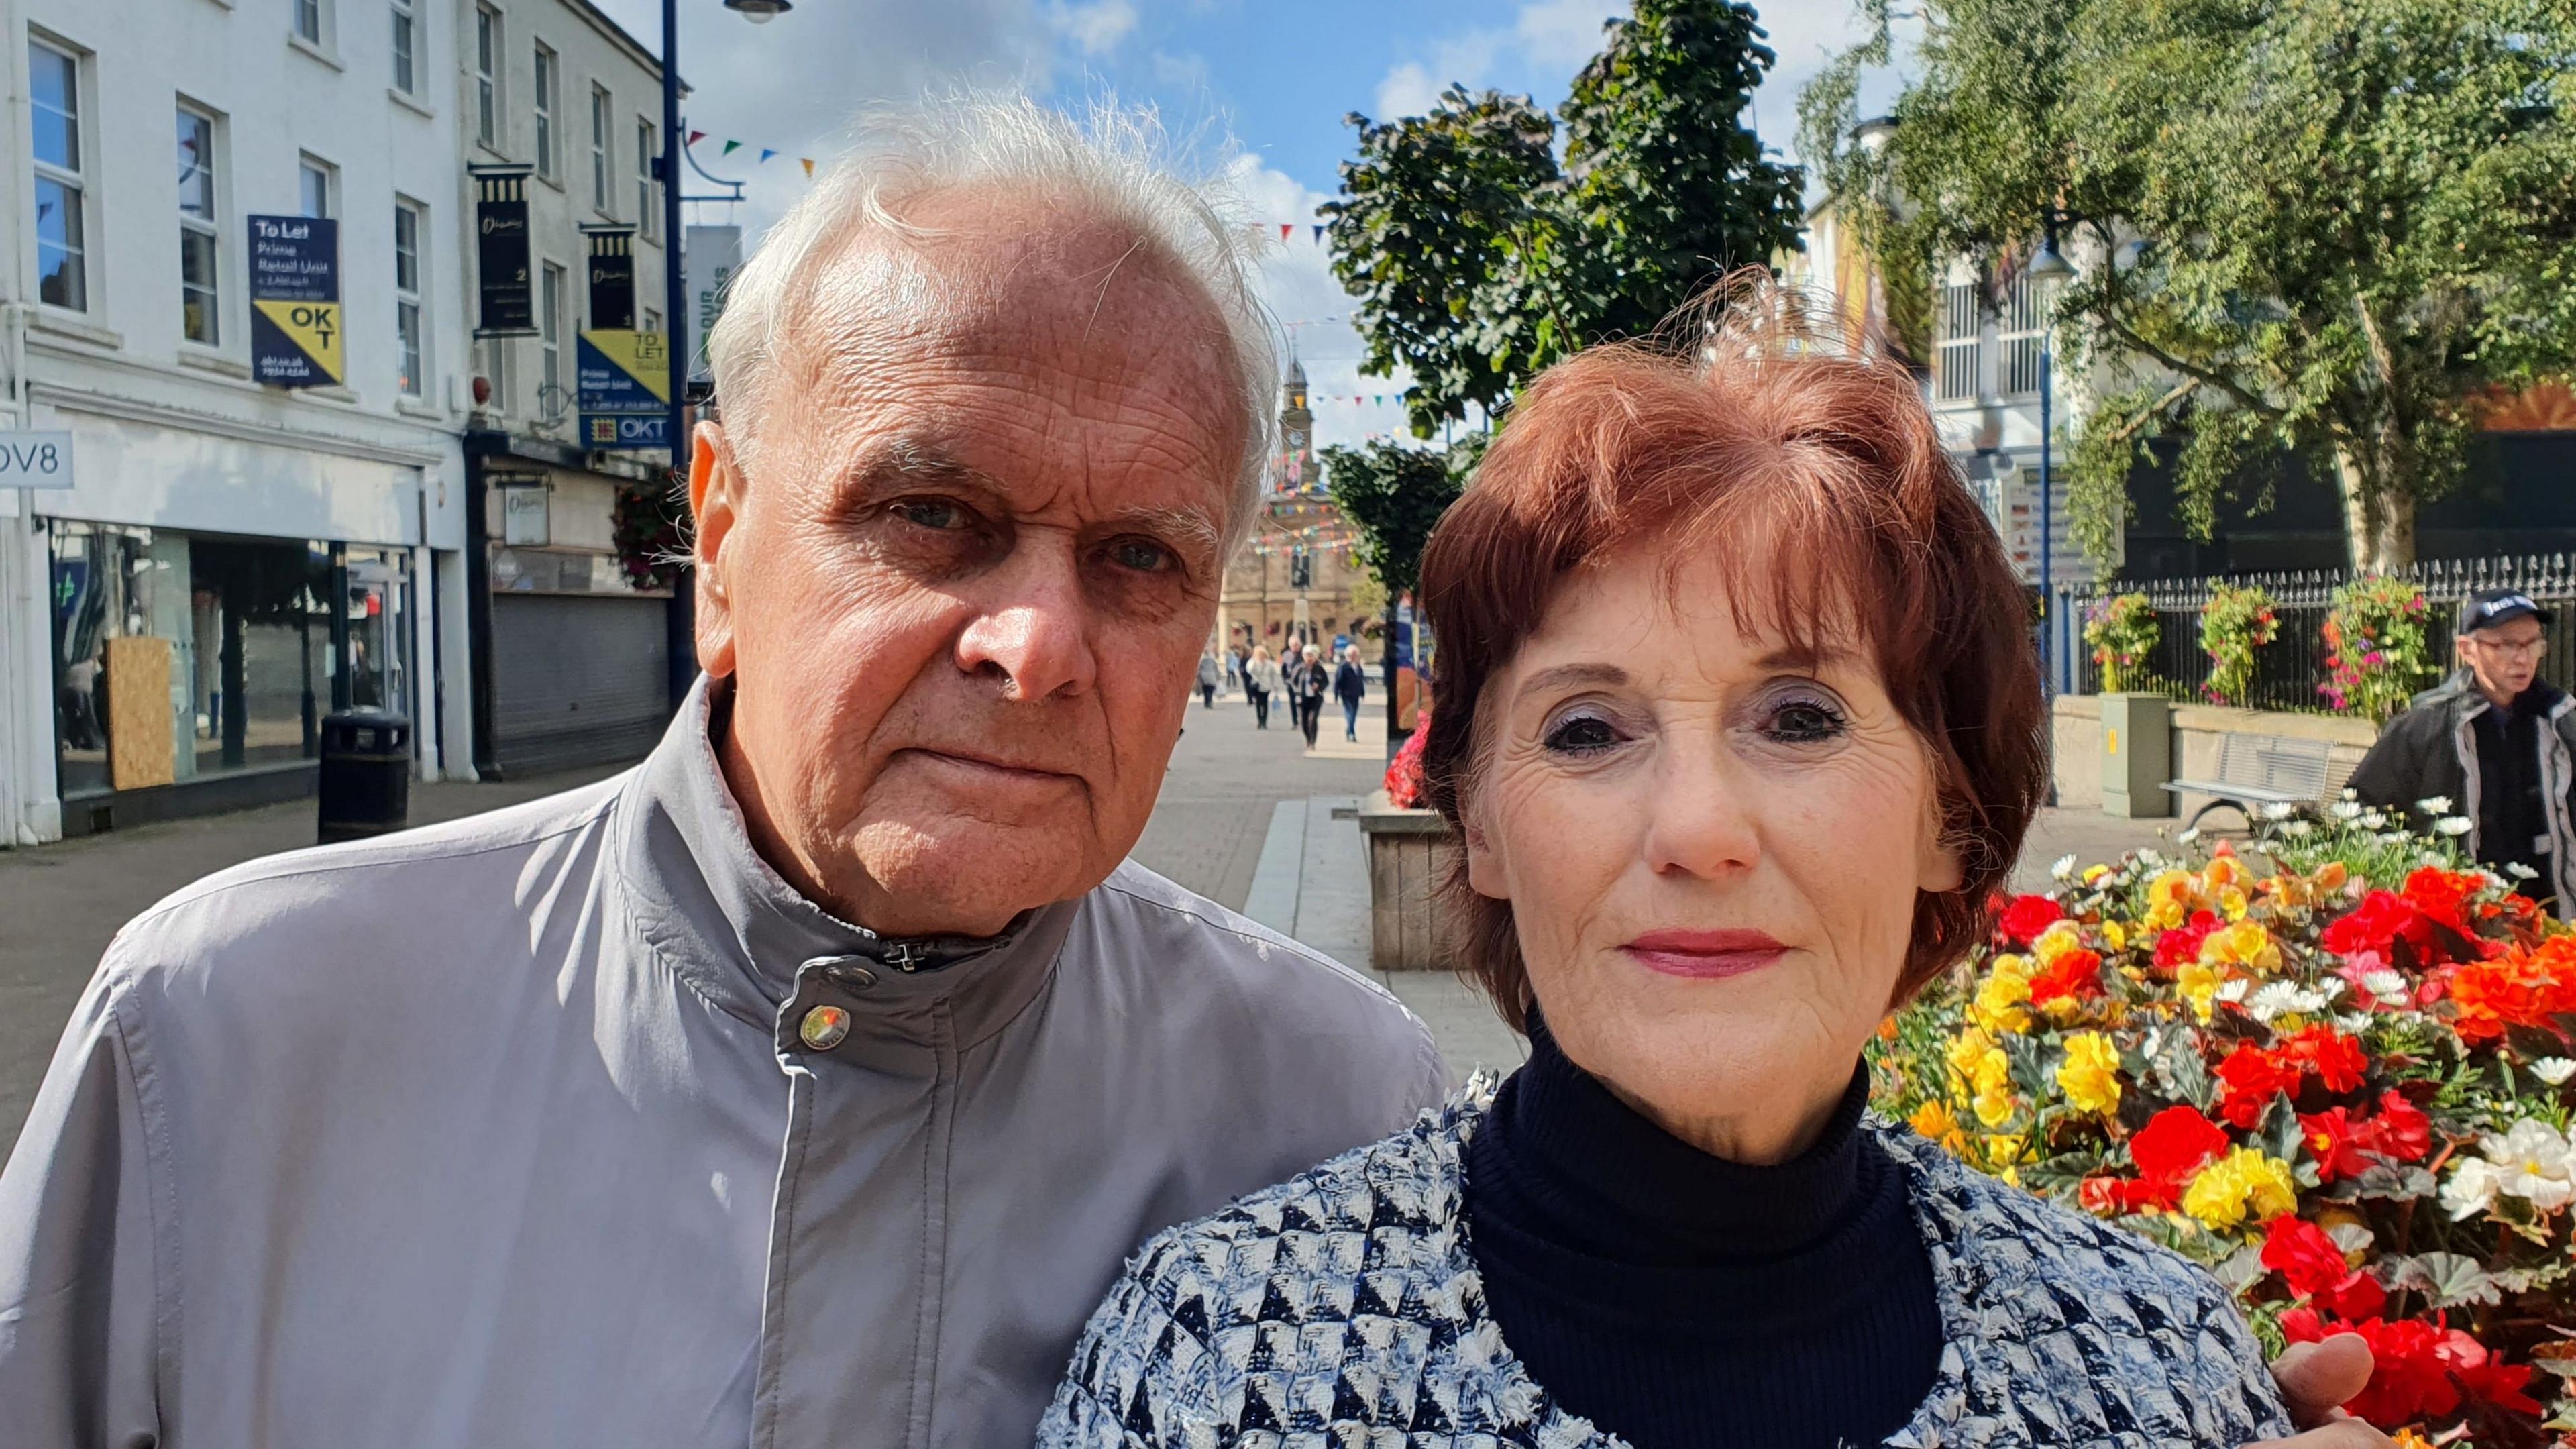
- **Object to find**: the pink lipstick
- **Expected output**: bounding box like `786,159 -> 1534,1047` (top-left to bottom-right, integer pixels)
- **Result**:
1623,928 -> 1788,980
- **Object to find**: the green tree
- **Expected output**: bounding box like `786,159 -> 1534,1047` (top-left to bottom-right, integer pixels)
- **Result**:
1803,0 -> 2576,572
1322,0 -> 1805,437
1322,439 -> 1470,597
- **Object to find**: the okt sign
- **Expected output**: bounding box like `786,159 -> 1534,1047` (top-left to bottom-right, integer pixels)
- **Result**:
248,215 -> 343,388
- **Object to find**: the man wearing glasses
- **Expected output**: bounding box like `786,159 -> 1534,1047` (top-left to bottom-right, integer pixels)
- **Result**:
2350,588 -> 2574,909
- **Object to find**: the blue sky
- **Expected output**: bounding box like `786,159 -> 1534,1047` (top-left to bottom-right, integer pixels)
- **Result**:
585,0 -> 1879,447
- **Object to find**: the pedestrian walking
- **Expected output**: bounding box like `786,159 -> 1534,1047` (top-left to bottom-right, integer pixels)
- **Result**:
1334,645 -> 1367,743
1195,649 -> 1222,708
1244,645 -> 1281,729
2350,587 -> 2576,909
1291,643 -> 1328,747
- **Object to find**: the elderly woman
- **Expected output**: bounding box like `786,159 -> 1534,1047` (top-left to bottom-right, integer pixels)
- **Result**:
1039,304 -> 2303,1448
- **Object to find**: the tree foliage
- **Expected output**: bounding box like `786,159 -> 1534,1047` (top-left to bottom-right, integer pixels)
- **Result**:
1803,0 -> 2576,571
1322,0 -> 1805,437
1322,439 -> 1472,598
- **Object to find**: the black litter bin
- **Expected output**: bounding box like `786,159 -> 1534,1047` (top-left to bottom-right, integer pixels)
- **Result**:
318,709 -> 412,843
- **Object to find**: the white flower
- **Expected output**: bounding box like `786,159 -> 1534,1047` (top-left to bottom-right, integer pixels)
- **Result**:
2259,801 -> 2296,821
2436,816 -> 2474,837
2051,853 -> 2078,880
2361,969 -> 2410,1006
2316,977 -> 2348,1002
2507,861 -> 2540,880
2137,849 -> 2166,869
2248,981 -> 2330,1023
2332,799 -> 2364,820
2341,787 -> 2359,802
2280,820 -> 2315,837
2416,796 -> 2453,815
2215,977 -> 2253,1005
2361,811 -> 2389,830
2530,1057 -> 2576,1087
2177,827 -> 2202,845
2333,1011 -> 2376,1034
2480,1119 -> 2576,1212
2443,1156 -> 2504,1220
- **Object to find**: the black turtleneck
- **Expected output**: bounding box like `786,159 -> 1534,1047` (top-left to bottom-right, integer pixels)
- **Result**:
1462,1022 -> 1942,1449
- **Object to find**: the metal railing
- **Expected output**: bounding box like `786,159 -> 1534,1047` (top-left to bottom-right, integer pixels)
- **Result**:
2054,555 -> 2576,712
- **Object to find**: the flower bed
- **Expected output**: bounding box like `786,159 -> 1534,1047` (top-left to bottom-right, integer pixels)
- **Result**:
1877,798 -> 2576,1444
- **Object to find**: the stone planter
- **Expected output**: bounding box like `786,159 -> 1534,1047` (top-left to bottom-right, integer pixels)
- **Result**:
1358,790 -> 1459,971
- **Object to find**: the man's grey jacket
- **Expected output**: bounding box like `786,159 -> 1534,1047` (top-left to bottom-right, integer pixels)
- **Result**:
2347,667 -> 2576,906
0,680 -> 1448,1447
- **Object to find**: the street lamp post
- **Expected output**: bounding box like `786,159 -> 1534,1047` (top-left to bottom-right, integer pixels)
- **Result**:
2027,222 -> 2077,698
656,0 -> 789,709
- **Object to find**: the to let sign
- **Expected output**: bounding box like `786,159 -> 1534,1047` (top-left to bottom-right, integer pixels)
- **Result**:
248,215 -> 343,388
0,431 -> 72,488
577,329 -> 672,450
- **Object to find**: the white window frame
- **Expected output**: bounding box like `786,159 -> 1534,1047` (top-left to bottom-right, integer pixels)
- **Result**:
1936,281 -> 1982,404
531,42 -> 557,179
540,260 -> 566,410
481,337 -> 512,416
641,306 -> 659,335
294,0 -> 327,46
299,153 -> 337,218
1998,270 -> 2047,400
176,101 -> 224,348
474,4 -> 501,152
28,35 -> 91,314
590,85 -> 612,215
635,117 -> 656,237
394,197 -> 427,397
389,0 -> 417,95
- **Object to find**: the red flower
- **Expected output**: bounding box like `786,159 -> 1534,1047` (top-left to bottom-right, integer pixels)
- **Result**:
2153,911 -> 2222,970
2321,890 -> 2432,963
2367,1090 -> 2430,1164
2275,1025 -> 2368,1094
2282,1314 -> 2537,1429
1999,894 -> 2064,946
2215,1043 -> 2302,1128
2301,1090 -> 2432,1185
2454,1360 -> 2544,1418
2260,1216 -> 2387,1320
2400,865 -> 2480,940
2027,948 -> 2104,1008
2449,934 -> 2576,1043
2129,1104 -> 2229,1206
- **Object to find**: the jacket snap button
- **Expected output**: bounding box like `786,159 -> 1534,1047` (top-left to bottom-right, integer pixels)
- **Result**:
799,1004 -> 851,1051
828,964 -> 877,991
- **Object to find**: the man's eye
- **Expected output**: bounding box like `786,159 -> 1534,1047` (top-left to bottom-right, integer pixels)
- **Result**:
1542,714 -> 1621,755
1108,538 -> 1172,573
893,499 -> 971,531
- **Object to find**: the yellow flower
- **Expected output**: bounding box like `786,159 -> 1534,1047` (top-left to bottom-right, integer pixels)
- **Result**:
2144,868 -> 2197,930
2216,884 -> 2251,922
1909,1100 -> 1967,1152
1945,1026 -> 1994,1083
2176,961 -> 2226,1024
2202,855 -> 2252,893
2082,863 -> 2111,885
2055,1032 -> 2123,1116
2101,920 -> 2129,951
2200,918 -> 2282,977
1982,1133 -> 2027,1171
1970,1046 -> 2017,1128
2180,1147 -> 2298,1232
1970,956 -> 2034,1035
2031,920 -> 2086,965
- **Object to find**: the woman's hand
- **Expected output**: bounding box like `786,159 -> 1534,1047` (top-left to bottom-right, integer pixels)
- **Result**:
2253,1335 -> 2391,1449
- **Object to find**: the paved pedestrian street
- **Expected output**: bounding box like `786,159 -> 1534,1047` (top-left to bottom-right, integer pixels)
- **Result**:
0,686 -> 2182,1159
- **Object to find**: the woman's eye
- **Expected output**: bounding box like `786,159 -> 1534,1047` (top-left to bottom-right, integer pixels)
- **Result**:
893,499 -> 971,531
1542,713 -> 1621,755
1766,696 -> 1848,745
1108,538 -> 1172,573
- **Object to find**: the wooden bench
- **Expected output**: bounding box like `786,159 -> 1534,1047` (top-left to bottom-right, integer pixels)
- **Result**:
2163,733 -> 2335,830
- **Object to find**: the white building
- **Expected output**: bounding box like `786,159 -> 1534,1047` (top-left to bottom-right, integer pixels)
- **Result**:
1,0 -> 476,844
451,0 -> 682,777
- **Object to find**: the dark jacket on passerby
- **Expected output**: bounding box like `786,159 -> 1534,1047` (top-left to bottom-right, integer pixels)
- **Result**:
2347,667 -> 2576,905
1290,661 -> 1329,702
1334,659 -> 1366,706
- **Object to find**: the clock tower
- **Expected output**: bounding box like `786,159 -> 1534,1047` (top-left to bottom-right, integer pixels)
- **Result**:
1279,356 -> 1314,487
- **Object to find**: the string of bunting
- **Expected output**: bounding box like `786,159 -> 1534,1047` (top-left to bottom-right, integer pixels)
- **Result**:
686,129 -> 817,178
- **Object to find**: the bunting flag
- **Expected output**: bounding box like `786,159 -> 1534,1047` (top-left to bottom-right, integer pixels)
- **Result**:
1279,223 -> 1293,240
688,129 -> 706,146
759,148 -> 777,163
721,140 -> 743,156
801,158 -> 815,178
1312,224 -> 1326,243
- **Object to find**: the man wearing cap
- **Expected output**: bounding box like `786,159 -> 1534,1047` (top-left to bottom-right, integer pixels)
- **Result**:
2349,588 -> 2575,908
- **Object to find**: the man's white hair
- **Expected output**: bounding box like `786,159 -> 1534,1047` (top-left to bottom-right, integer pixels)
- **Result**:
705,92 -> 1279,551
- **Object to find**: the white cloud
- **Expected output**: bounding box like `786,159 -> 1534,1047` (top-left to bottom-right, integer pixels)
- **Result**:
1150,50 -> 1212,92
1515,0 -> 1620,70
1373,62 -> 1443,121
1221,154 -> 1420,449
1048,0 -> 1139,58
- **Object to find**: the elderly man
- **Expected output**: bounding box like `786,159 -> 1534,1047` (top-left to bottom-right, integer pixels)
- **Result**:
1,96 -> 2384,1449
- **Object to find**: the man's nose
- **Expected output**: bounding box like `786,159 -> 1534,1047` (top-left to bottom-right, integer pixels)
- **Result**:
953,549 -> 1098,702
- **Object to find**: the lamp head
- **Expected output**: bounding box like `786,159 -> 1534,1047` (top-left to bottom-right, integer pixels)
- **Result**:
2027,240 -> 2077,283
724,0 -> 790,21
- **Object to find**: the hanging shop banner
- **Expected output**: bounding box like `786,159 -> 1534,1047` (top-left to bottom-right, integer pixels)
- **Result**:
578,328 -> 672,449
248,215 -> 342,388
684,224 -> 742,383
474,168 -> 535,335
585,227 -> 636,332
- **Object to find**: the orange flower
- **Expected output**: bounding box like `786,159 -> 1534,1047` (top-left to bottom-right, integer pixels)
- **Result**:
2449,936 -> 2576,1043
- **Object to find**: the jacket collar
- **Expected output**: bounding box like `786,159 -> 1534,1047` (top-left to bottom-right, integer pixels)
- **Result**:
613,676 -> 1079,1050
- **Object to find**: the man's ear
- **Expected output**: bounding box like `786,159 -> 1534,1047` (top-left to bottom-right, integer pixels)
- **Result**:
690,423 -> 741,679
